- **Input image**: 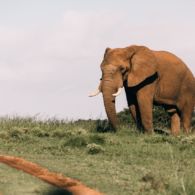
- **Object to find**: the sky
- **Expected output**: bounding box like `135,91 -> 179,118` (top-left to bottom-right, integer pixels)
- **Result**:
0,0 -> 194,120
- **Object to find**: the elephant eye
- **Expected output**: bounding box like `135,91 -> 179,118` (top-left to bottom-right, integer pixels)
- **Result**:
120,66 -> 126,74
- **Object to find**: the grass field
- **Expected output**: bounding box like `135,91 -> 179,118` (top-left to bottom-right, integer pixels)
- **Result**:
0,111 -> 195,195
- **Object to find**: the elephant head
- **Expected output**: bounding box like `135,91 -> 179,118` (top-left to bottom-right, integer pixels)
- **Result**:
89,45 -> 157,129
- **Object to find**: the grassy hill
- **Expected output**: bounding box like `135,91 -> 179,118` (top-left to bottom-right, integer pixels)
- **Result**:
0,109 -> 195,195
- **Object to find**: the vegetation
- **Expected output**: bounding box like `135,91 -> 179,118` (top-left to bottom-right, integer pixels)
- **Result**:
0,107 -> 195,195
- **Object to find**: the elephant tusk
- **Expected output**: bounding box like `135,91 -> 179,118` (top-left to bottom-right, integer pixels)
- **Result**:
112,87 -> 123,97
88,89 -> 101,97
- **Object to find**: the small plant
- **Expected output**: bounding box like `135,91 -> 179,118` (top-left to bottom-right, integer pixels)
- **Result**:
53,128 -> 88,138
73,128 -> 88,135
87,143 -> 105,155
51,129 -> 67,138
8,127 -> 24,139
153,106 -> 170,128
141,172 -> 166,192
180,135 -> 195,144
89,134 -> 106,144
144,135 -> 178,144
31,127 -> 50,137
0,132 -> 8,139
62,135 -> 88,148
117,108 -> 134,124
117,106 -> 170,128
95,120 -> 115,132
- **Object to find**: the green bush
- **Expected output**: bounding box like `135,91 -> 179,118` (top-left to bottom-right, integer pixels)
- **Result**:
62,135 -> 88,148
153,106 -> 170,128
31,127 -> 50,137
87,143 -> 105,154
8,127 -> 24,139
117,106 -> 170,128
89,134 -> 106,144
95,119 -> 115,132
144,135 -> 178,144
0,132 -> 8,139
117,108 -> 135,125
51,128 -> 67,138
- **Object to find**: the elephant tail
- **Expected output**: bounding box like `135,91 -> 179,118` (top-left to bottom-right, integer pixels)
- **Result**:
0,155 -> 103,195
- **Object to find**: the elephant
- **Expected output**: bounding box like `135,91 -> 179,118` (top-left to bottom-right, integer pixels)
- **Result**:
89,45 -> 195,135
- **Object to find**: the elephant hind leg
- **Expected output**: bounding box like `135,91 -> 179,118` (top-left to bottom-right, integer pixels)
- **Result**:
170,112 -> 180,136
167,108 -> 181,135
181,106 -> 193,134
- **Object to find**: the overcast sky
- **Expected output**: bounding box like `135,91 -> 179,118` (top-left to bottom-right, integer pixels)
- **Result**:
0,0 -> 194,119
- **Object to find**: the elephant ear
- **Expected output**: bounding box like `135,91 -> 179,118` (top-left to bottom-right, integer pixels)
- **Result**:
104,47 -> 111,58
127,48 -> 157,87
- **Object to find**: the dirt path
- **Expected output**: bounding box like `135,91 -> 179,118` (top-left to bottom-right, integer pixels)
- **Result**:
0,155 -> 103,195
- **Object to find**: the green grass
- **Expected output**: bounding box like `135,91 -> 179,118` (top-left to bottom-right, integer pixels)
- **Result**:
0,114 -> 195,195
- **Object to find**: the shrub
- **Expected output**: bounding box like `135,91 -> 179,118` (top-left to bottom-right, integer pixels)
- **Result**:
141,172 -> 167,192
117,106 -> 170,129
62,135 -> 88,148
73,128 -> 88,135
87,143 -> 105,155
153,106 -> 170,128
180,135 -> 195,144
89,134 -> 106,144
53,128 -> 88,138
144,135 -> 178,144
8,127 -> 24,139
95,120 -> 115,132
31,127 -> 50,137
117,108 -> 134,125
51,129 -> 67,138
0,132 -> 8,139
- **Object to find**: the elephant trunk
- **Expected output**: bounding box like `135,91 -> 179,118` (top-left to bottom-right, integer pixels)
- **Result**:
102,81 -> 118,129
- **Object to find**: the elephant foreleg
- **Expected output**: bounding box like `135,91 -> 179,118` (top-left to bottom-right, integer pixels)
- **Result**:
125,87 -> 142,130
129,104 -> 142,130
137,87 -> 154,134
129,104 -> 136,122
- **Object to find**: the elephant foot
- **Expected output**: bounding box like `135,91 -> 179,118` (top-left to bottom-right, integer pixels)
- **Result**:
145,128 -> 154,134
171,130 -> 179,136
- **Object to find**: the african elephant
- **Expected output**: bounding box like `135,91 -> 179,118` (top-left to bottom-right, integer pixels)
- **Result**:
90,45 -> 195,135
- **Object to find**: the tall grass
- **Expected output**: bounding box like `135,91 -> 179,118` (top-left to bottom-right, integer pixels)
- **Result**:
0,108 -> 195,195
